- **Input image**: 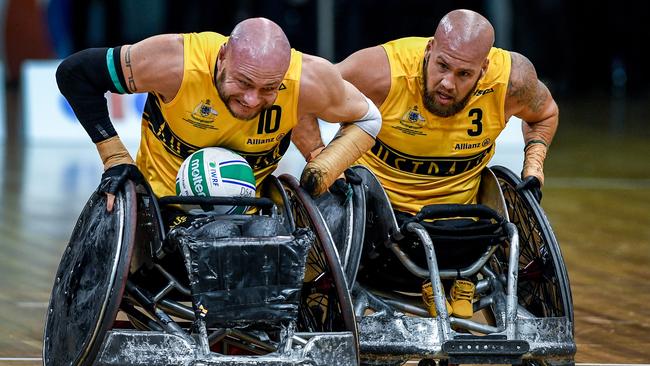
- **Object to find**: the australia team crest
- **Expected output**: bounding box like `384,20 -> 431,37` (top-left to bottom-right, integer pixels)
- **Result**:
399,105 -> 426,129
191,99 -> 219,123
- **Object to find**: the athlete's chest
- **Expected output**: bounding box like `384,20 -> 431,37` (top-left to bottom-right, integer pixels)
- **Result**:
161,79 -> 296,152
379,88 -> 505,157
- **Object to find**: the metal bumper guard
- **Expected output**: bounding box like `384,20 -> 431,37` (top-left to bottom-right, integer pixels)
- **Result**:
96,330 -> 357,366
358,314 -> 575,364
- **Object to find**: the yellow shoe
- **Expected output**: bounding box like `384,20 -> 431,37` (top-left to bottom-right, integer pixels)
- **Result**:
422,280 -> 452,317
450,279 -> 475,319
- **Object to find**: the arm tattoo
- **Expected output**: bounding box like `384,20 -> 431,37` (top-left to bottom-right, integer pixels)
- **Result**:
125,46 -> 137,92
508,52 -> 545,114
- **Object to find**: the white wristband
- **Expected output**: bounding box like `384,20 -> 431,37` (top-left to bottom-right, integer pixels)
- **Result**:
351,97 -> 382,138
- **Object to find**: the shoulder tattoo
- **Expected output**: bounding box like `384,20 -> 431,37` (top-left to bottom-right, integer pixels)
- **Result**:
508,52 -> 546,114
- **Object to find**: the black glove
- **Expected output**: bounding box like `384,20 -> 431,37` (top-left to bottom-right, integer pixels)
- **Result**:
516,176 -> 542,203
329,169 -> 362,205
99,163 -> 144,196
342,168 -> 362,185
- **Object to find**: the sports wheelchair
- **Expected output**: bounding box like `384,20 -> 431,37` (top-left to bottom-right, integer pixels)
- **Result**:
43,174 -> 360,366
315,165 -> 575,366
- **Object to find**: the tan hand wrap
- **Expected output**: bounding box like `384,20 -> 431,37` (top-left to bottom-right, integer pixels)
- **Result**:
522,143 -> 547,186
300,124 -> 374,196
95,136 -> 135,171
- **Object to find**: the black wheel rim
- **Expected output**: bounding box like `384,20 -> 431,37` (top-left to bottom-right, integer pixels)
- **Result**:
286,187 -> 347,332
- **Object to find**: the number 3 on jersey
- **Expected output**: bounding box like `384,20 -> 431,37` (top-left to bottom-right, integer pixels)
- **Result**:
257,105 -> 282,134
467,108 -> 483,136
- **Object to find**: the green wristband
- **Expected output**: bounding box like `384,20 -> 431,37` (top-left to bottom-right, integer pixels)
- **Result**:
524,139 -> 548,151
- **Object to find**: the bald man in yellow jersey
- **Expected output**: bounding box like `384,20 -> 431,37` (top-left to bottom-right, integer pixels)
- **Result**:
56,17 -> 381,212
293,9 -> 558,318
295,9 -> 557,214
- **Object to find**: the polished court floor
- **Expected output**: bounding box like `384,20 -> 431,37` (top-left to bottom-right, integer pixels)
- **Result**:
1,93 -> 649,364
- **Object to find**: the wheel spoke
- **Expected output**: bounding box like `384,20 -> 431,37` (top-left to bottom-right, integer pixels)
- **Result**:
494,176 -> 565,318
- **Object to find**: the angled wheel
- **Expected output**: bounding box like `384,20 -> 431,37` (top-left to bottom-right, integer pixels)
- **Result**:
278,175 -> 359,353
314,175 -> 366,288
43,181 -> 137,366
489,166 -> 573,323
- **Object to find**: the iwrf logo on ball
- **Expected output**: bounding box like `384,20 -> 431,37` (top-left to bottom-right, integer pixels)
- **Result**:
208,162 -> 220,188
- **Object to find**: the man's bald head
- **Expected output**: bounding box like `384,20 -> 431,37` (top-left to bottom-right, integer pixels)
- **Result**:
434,9 -> 494,61
215,18 -> 291,120
226,17 -> 291,74
421,10 -> 495,117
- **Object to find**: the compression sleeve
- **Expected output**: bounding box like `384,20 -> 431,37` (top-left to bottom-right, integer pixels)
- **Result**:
56,47 -> 131,143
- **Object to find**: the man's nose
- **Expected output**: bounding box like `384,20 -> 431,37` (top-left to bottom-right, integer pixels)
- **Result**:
242,90 -> 261,107
440,74 -> 455,91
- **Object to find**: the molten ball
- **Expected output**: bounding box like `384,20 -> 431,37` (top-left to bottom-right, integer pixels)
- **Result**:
175,147 -> 256,214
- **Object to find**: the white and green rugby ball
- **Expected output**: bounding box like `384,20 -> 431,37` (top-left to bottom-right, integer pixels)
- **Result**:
175,147 -> 256,215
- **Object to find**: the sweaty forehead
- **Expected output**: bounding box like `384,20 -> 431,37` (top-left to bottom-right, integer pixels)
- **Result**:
227,44 -> 289,81
227,50 -> 288,83
433,37 -> 486,67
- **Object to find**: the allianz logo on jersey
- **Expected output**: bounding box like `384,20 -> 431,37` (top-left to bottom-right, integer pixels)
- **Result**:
247,133 -> 286,145
454,138 -> 491,150
190,99 -> 219,123
399,105 -> 426,129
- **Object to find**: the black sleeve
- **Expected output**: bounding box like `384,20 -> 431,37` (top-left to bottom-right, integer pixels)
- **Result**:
56,47 -> 130,143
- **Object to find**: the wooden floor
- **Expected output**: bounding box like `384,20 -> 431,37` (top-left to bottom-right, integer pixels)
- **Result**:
1,95 -> 649,364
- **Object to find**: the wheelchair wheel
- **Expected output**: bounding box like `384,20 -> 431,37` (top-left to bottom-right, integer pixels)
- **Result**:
43,181 -> 137,366
490,166 -> 574,323
278,175 -> 359,349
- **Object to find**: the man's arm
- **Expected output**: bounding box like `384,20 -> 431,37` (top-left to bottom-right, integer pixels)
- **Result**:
291,115 -> 325,162
56,34 -> 184,210
505,52 -> 559,187
292,46 -> 391,162
296,54 -> 381,196
337,45 -> 391,107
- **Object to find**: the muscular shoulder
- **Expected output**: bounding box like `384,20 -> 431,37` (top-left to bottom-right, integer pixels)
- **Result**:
299,54 -> 344,115
125,34 -> 184,100
336,46 -> 390,106
301,54 -> 340,89
506,52 -> 546,114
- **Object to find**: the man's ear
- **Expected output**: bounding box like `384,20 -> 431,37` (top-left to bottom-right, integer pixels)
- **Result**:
480,58 -> 489,78
426,37 -> 434,52
218,43 -> 227,62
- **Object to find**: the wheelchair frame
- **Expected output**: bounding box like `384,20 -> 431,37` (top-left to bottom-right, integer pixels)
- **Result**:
320,165 -> 575,366
43,175 -> 358,366
43,163 -> 575,366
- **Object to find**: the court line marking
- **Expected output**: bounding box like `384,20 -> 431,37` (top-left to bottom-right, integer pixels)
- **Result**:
0,358 -> 43,361
15,301 -> 48,308
547,177 -> 650,190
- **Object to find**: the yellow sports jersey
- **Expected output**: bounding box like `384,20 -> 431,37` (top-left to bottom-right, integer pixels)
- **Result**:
136,32 -> 302,198
357,37 -> 511,214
